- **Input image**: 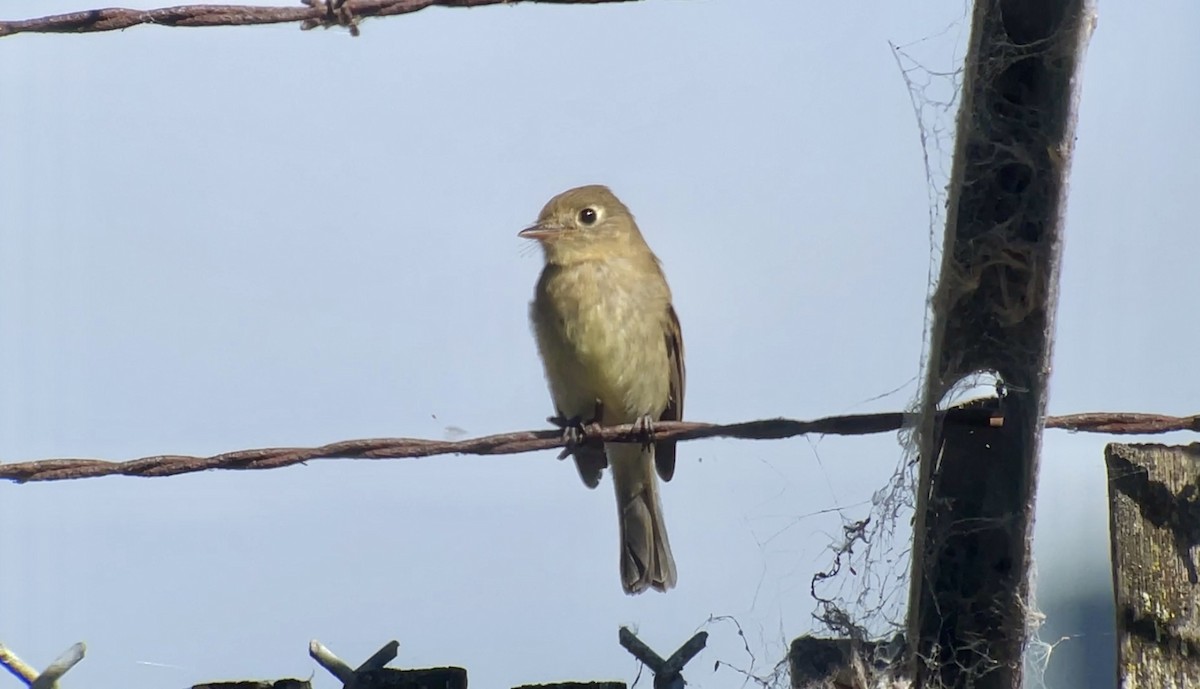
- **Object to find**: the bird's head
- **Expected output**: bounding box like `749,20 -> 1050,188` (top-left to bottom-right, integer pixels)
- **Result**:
519,184 -> 648,264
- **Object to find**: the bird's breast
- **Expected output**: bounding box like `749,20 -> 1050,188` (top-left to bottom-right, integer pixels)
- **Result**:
533,259 -> 671,422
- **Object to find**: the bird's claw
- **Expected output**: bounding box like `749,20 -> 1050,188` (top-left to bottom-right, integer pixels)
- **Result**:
633,414 -> 656,449
547,414 -> 583,460
548,400 -> 606,460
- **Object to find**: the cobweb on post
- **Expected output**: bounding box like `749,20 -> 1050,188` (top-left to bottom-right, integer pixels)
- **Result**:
808,11 -> 967,655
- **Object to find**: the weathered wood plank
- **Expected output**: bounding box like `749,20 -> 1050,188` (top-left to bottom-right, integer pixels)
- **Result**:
1107,443 -> 1200,689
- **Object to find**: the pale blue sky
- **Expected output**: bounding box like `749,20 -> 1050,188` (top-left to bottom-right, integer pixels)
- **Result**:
1,2 -> 1197,688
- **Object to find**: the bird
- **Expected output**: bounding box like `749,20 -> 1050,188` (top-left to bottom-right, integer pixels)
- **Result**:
520,184 -> 684,594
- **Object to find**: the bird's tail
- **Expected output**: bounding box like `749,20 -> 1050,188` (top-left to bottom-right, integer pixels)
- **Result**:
608,442 -> 677,594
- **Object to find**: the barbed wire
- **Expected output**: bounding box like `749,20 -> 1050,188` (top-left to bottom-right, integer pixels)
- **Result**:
0,641 -> 86,689
0,0 -> 640,40
0,410 -> 1194,484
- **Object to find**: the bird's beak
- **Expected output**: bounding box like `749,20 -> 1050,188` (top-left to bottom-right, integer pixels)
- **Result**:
518,222 -> 563,241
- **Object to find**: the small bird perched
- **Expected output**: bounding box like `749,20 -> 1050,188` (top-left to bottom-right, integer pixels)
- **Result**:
520,184 -> 684,595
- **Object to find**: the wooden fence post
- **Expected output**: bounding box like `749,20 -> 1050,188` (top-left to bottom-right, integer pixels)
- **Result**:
906,1 -> 1094,687
1106,443 -> 1200,688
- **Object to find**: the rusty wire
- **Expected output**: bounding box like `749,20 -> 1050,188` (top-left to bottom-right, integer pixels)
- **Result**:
0,410 -> 1194,484
0,0 -> 639,39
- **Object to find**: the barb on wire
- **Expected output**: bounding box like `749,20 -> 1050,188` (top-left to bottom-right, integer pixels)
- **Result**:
0,410 -> 1194,484
308,640 -> 467,689
0,0 -> 640,40
618,626 -> 706,689
309,639 -> 398,684
0,642 -> 86,689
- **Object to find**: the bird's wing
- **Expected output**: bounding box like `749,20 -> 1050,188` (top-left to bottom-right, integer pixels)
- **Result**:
655,304 -> 685,482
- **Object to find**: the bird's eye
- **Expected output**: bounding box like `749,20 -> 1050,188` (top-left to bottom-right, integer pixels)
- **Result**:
578,207 -> 598,226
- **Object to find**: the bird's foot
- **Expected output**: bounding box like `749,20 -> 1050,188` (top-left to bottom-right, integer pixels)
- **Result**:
548,400 -> 605,460
547,414 -> 585,460
632,414 -> 656,449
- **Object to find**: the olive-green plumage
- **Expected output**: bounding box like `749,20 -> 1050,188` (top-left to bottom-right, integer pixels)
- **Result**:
520,184 -> 684,594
